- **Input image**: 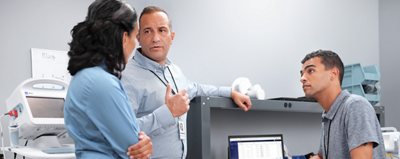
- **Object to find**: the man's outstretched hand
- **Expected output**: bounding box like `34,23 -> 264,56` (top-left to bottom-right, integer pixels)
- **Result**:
231,90 -> 252,111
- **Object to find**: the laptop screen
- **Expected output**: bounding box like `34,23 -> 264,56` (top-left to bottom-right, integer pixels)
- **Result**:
229,134 -> 285,159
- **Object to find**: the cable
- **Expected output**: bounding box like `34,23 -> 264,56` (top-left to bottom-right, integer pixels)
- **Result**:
0,113 -> 8,159
21,140 -> 28,159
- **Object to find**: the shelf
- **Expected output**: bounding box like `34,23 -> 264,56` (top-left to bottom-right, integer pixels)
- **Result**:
199,96 -> 324,113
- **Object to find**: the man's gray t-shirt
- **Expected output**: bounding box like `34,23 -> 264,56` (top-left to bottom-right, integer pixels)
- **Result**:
317,90 -> 385,159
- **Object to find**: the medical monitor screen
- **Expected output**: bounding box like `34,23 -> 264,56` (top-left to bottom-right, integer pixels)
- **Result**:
229,134 -> 284,159
26,97 -> 64,118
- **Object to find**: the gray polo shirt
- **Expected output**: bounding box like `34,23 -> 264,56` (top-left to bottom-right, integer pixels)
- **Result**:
317,90 -> 385,159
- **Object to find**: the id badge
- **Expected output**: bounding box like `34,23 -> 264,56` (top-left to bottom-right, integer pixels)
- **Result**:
179,120 -> 186,140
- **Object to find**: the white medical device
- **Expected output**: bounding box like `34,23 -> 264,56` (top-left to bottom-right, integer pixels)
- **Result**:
382,127 -> 400,157
4,78 -> 75,159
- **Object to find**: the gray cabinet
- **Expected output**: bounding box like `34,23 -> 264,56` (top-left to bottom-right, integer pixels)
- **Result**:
186,96 -> 385,159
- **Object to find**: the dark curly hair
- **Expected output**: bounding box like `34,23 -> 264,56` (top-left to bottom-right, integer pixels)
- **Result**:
301,49 -> 344,85
67,0 -> 138,79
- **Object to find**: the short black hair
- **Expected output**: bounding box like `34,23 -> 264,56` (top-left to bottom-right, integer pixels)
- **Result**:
301,49 -> 344,85
67,0 -> 138,79
139,6 -> 172,31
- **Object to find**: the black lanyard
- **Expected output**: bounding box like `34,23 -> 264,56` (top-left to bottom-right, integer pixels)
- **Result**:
323,95 -> 349,159
133,56 -> 179,94
149,66 -> 179,95
324,120 -> 332,159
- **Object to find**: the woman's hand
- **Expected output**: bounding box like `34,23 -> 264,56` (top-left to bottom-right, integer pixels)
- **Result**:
126,132 -> 153,159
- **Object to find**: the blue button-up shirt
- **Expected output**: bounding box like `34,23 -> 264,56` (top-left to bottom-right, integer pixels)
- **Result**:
64,62 -> 140,158
121,49 -> 231,158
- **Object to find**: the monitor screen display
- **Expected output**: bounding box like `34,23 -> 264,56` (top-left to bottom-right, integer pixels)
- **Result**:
26,97 -> 64,118
229,135 -> 284,159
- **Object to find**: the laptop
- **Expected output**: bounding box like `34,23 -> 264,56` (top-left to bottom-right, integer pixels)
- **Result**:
228,134 -> 285,159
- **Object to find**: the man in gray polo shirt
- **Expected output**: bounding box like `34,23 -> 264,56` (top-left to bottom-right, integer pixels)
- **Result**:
300,50 -> 385,159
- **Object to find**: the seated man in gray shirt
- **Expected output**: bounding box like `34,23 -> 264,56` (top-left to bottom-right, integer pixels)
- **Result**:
300,50 -> 385,159
121,6 -> 252,158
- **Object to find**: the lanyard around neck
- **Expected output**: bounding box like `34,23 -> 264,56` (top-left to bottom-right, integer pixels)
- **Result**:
149,66 -> 179,95
133,56 -> 184,121
324,120 -> 332,159
133,56 -> 179,94
323,94 -> 350,159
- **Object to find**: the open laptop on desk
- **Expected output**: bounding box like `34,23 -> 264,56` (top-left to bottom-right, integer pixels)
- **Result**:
229,134 -> 285,159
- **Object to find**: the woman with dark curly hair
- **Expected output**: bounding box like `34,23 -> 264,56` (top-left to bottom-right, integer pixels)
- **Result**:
63,0 -> 152,158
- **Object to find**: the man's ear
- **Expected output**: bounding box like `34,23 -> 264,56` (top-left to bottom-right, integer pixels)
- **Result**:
331,68 -> 339,81
170,31 -> 175,45
136,34 -> 141,46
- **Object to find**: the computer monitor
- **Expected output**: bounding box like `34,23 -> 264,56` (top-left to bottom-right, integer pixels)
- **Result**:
5,78 -> 75,158
27,97 -> 65,118
229,134 -> 285,159
6,78 -> 69,141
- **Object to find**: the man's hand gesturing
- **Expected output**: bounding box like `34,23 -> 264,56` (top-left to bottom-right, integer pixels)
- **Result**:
165,84 -> 190,117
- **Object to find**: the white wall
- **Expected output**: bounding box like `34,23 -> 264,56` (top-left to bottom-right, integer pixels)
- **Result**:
0,0 -> 381,158
379,0 -> 400,130
136,0 -> 380,99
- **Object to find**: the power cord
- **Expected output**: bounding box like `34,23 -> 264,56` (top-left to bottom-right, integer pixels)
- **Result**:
1,110 -> 19,159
